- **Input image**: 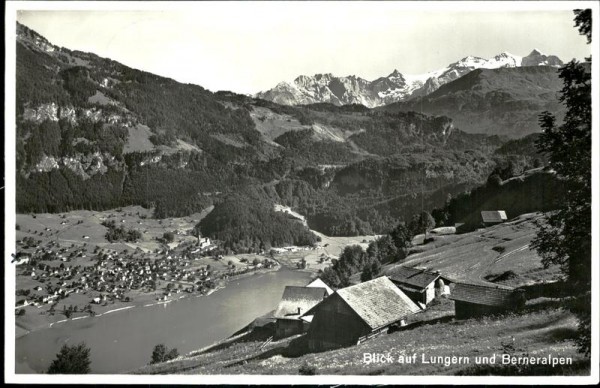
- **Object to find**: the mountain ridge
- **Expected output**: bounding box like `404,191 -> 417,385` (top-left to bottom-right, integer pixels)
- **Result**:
255,50 -> 564,108
14,21 -> 550,239
380,66 -> 565,138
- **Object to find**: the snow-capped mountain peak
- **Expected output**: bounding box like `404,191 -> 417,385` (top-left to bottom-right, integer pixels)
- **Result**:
255,50 -> 564,108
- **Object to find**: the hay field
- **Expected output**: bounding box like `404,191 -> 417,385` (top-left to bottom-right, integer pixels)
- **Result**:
392,212 -> 560,287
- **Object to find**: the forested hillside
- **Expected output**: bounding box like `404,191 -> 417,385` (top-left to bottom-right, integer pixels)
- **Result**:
15,22 -> 560,242
381,66 -> 564,138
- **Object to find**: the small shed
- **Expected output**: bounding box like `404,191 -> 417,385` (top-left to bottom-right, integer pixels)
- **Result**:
306,278 -> 334,296
273,286 -> 328,338
481,211 -> 508,226
448,282 -> 525,319
304,276 -> 421,351
388,266 -> 445,306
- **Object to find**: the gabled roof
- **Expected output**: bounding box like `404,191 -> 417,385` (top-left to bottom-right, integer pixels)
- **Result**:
481,210 -> 508,223
273,286 -> 327,320
387,266 -> 440,290
306,278 -> 334,296
448,282 -> 518,306
335,276 -> 421,330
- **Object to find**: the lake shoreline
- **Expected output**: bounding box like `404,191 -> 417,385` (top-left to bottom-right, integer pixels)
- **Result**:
15,262 -> 288,339
16,265 -> 313,374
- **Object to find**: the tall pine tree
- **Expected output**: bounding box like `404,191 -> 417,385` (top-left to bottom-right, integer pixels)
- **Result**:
532,9 -> 592,355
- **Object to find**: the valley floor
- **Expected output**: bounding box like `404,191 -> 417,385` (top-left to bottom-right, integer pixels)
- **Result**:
12,205 -> 379,336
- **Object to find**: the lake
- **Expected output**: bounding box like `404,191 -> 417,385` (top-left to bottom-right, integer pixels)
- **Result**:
15,267 -> 312,374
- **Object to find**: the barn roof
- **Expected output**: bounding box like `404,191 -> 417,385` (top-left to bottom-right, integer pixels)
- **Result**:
306,278 -> 334,296
387,266 -> 440,289
273,286 -> 327,320
481,210 -> 508,223
448,282 -> 517,306
335,276 -> 421,330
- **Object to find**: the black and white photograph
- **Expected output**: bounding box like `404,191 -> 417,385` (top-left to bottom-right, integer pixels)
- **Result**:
4,1 -> 599,384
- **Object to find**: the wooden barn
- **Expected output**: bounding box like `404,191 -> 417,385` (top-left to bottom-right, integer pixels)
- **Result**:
481,210 -> 508,226
273,286 -> 329,338
387,266 -> 446,307
448,282 -> 526,319
304,276 -> 421,351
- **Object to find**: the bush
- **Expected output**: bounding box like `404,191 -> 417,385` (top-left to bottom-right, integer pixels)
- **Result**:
298,362 -> 317,375
150,344 -> 179,364
47,342 -> 91,374
163,231 -> 175,243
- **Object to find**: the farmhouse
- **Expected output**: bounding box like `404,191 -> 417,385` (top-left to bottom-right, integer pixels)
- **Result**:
448,282 -> 526,319
304,276 -> 421,351
481,210 -> 508,226
387,266 -> 446,307
273,285 -> 329,338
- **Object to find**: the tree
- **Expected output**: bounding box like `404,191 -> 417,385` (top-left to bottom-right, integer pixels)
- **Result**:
408,211 -> 436,240
150,344 -> 167,364
531,9 -> 591,356
150,344 -> 179,364
47,342 -> 91,374
360,264 -> 373,282
163,231 -> 175,243
361,259 -> 382,282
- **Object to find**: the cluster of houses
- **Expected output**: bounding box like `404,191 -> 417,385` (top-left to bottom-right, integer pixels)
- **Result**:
272,266 -> 525,351
13,239 -> 223,310
15,233 -> 285,312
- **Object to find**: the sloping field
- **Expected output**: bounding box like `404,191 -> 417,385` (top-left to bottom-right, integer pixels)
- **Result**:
250,106 -> 307,142
123,124 -> 156,154
15,205 -> 212,254
393,212 -> 561,287
136,301 -> 586,375
249,106 -> 365,147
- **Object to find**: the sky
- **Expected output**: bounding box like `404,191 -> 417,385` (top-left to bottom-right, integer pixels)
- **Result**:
14,2 -> 593,95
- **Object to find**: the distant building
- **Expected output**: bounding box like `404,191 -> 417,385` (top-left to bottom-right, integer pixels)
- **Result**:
481,211 -> 508,226
304,277 -> 421,351
273,286 -> 329,338
387,266 -> 447,307
14,256 -> 31,266
448,282 -> 525,319
198,237 -> 211,249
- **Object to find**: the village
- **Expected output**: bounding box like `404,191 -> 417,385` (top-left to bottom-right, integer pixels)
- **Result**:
13,207 -> 547,336
12,207 -> 287,331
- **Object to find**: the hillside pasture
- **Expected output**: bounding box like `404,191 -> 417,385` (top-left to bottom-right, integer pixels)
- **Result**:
136,301 -> 586,375
250,106 -> 307,142
123,124 -> 156,154
394,212 -> 560,287
15,205 -> 212,254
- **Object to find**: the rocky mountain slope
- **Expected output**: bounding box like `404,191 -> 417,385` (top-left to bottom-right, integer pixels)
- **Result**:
14,22 -> 552,239
255,50 -> 563,108
380,66 -> 564,138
